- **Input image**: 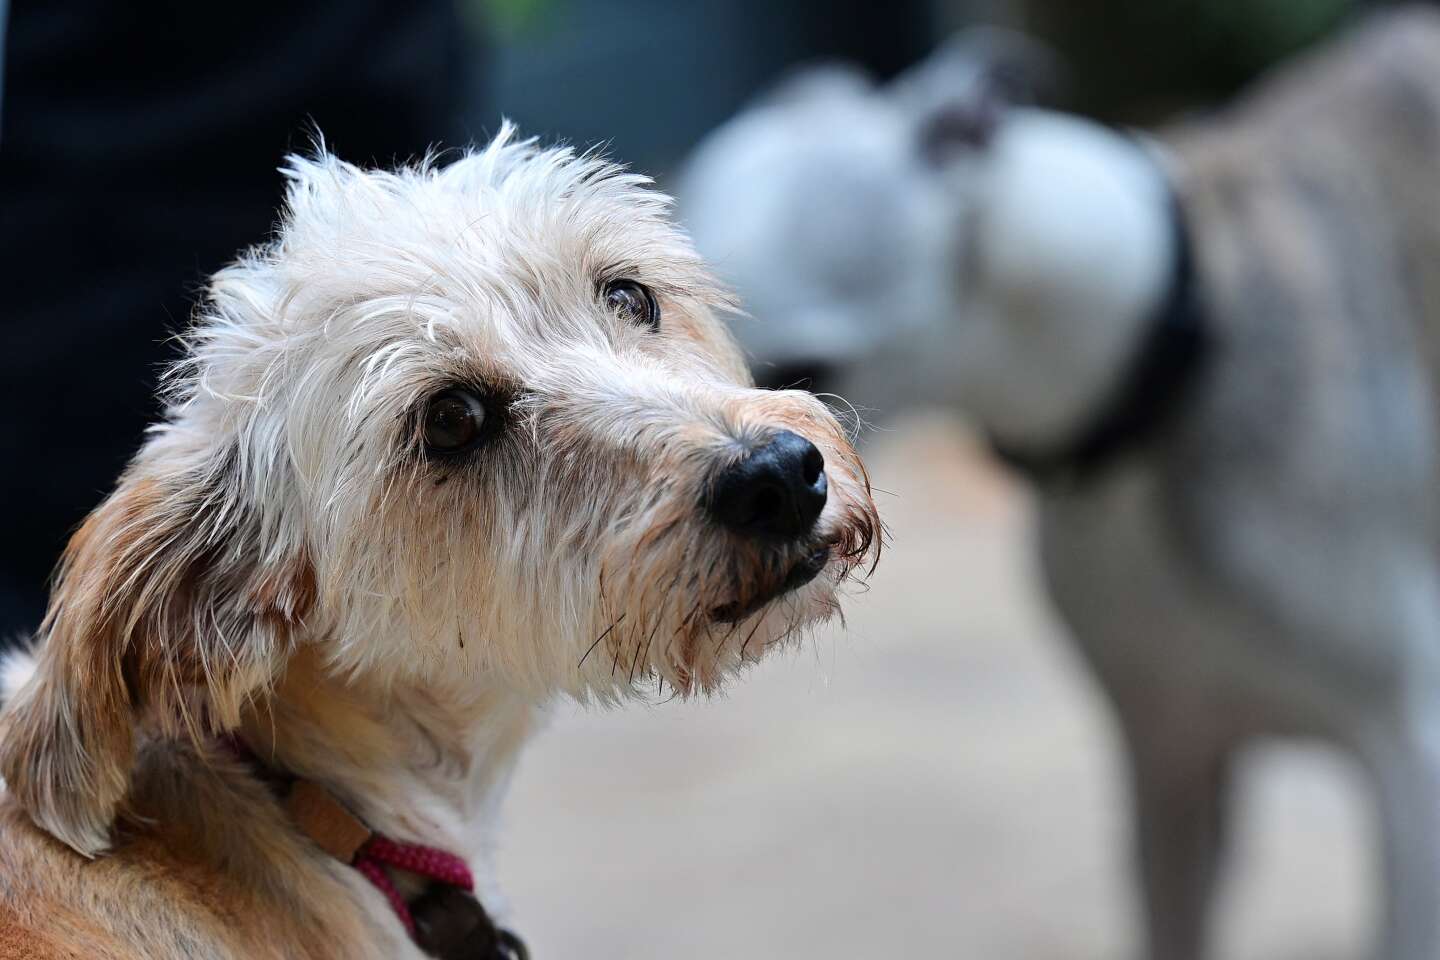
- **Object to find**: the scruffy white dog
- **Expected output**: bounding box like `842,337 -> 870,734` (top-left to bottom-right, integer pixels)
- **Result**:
683,8 -> 1440,960
0,126 -> 880,959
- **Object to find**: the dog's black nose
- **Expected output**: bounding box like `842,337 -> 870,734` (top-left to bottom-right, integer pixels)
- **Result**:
708,430 -> 828,540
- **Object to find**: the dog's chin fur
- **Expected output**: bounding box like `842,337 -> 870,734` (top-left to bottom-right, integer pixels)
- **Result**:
0,124 -> 880,957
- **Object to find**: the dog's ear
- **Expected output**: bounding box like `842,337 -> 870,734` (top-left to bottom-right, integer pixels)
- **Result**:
0,452 -> 313,856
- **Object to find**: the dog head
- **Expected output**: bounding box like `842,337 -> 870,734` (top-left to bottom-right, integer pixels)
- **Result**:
0,126 -> 881,856
680,37 -> 1176,450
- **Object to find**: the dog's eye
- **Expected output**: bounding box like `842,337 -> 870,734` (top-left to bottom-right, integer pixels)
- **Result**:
422,389 -> 489,453
604,279 -> 660,332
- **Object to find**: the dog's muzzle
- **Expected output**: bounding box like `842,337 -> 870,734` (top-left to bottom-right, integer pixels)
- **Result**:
706,430 -> 832,623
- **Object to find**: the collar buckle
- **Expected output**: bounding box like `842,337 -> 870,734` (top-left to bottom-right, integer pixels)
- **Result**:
412,885 -> 530,960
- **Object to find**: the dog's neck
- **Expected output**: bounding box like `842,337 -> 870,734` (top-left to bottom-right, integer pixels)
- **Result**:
238,649 -> 539,918
953,111 -> 1180,458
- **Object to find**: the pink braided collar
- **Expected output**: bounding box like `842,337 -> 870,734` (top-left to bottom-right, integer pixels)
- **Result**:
352,833 -> 474,935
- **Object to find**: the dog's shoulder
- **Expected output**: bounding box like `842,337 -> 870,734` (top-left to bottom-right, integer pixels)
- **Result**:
0,770 -> 382,960
0,802 -> 122,960
0,909 -> 70,960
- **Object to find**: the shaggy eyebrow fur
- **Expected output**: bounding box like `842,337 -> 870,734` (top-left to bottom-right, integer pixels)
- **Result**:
0,124 -> 880,958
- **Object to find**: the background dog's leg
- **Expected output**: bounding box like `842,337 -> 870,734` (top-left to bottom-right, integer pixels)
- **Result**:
1358,716 -> 1440,960
1124,724 -> 1233,960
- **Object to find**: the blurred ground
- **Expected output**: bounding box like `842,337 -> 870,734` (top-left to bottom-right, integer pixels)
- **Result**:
504,411 -> 1375,960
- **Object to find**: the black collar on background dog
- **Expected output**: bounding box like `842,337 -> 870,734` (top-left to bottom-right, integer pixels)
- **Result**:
987,193 -> 1209,485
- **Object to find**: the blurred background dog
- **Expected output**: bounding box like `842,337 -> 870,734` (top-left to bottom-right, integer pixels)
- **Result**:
682,3 -> 1440,959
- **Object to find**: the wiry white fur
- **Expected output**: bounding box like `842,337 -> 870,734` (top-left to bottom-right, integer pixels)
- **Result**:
152,123 -> 869,695
0,120 -> 880,910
